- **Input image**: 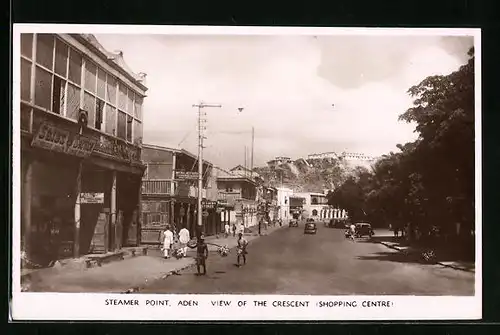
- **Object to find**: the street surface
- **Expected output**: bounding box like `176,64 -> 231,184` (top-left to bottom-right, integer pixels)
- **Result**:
141,222 -> 474,295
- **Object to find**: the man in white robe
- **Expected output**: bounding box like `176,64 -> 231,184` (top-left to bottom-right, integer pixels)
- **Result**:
178,226 -> 190,257
163,225 -> 174,258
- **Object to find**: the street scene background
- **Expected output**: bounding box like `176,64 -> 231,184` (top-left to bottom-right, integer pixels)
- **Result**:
17,28 -> 476,296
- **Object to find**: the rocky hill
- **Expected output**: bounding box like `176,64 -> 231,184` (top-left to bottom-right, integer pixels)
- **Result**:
254,157 -> 371,193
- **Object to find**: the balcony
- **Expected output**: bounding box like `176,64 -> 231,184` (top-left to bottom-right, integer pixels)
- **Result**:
142,179 -> 175,195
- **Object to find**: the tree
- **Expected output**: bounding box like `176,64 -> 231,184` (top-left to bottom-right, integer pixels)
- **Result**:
328,47 -> 474,244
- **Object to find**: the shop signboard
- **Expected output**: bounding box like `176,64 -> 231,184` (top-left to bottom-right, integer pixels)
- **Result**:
31,122 -> 97,158
80,192 -> 105,204
202,200 -> 217,210
175,171 -> 199,180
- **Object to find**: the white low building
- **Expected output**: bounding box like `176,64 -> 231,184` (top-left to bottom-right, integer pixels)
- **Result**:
276,187 -> 294,221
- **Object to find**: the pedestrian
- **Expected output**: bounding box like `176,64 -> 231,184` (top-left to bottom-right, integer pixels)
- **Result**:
349,223 -> 356,242
232,223 -> 236,237
239,222 -> 245,235
178,226 -> 190,257
236,233 -> 248,266
163,225 -> 174,258
196,234 -> 209,275
224,222 -> 230,238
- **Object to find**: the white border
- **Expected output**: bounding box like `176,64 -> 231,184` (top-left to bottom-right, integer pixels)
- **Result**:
11,24 -> 482,321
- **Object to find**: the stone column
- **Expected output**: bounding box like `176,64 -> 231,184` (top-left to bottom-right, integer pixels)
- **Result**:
74,161 -> 83,258
186,203 -> 191,230
137,177 -> 142,245
22,155 -> 33,260
110,171 -> 117,251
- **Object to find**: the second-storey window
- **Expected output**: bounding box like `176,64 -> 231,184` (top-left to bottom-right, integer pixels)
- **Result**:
20,33 -> 144,144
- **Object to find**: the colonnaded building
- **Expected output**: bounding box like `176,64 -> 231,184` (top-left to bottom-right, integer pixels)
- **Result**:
20,33 -> 147,267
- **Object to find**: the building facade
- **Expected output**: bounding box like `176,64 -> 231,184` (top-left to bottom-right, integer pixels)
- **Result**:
140,144 -> 216,247
276,187 -> 294,221
20,33 -> 147,267
267,156 -> 292,168
217,174 -> 259,229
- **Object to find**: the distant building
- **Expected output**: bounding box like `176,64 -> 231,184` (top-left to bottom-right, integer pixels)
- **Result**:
307,152 -> 340,160
229,164 -> 264,184
267,156 -> 292,167
217,173 -> 259,229
141,144 -> 217,244
276,187 -> 294,221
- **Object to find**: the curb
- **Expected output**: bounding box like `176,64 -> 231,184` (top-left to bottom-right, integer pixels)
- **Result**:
122,260 -> 196,294
377,241 -> 474,273
435,261 -> 475,273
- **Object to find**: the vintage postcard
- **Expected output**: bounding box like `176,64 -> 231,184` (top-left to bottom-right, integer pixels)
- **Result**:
10,24 -> 481,320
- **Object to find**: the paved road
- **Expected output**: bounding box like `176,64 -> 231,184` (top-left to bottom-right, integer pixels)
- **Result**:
141,222 -> 474,295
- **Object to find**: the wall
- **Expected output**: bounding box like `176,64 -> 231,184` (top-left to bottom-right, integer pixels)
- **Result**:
276,187 -> 293,221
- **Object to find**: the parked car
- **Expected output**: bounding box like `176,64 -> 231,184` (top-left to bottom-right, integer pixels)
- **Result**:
304,219 -> 317,234
355,222 -> 374,238
289,219 -> 299,227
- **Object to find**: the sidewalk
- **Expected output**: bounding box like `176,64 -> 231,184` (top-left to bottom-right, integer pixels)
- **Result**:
378,239 -> 475,273
23,224 -> 285,293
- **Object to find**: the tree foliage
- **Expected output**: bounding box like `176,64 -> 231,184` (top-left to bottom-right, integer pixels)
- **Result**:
328,47 -> 475,244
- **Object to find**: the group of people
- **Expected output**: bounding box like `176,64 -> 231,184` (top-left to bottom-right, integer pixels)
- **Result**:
162,223 -> 249,276
162,225 -> 191,259
223,222 -> 245,238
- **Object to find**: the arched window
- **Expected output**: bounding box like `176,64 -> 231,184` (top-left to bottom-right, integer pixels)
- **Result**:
312,209 -> 318,216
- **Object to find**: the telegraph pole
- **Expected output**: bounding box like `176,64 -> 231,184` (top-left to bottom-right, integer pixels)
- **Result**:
192,101 -> 221,237
251,126 -> 254,176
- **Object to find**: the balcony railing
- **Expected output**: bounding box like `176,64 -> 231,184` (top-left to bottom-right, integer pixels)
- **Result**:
142,179 -> 175,195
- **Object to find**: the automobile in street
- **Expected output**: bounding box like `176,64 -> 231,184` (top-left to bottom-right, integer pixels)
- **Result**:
304,218 -> 317,234
355,222 -> 374,238
289,219 -> 299,227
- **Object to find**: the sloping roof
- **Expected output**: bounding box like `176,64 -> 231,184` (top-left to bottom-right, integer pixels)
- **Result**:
217,175 -> 257,186
76,34 -> 148,92
142,143 -> 212,167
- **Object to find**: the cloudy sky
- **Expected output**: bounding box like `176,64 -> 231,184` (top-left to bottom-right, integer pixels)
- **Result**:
95,32 -> 473,170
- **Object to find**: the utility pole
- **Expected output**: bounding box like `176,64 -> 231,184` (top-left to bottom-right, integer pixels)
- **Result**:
193,101 -> 221,237
251,126 -> 254,177
244,146 -> 247,178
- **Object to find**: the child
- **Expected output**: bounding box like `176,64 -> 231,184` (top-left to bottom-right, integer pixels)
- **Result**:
236,233 -> 248,266
196,235 -> 209,275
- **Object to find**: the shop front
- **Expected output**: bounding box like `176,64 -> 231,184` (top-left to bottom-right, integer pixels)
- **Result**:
21,112 -> 144,268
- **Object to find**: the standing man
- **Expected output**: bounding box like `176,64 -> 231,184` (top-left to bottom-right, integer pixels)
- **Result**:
349,222 -> 356,242
178,226 -> 190,257
239,221 -> 245,235
163,225 -> 174,258
236,233 -> 248,267
224,222 -> 230,238
196,234 -> 209,275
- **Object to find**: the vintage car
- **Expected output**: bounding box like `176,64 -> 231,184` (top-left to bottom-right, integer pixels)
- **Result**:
289,219 -> 299,227
304,218 -> 317,234
355,222 -> 374,238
